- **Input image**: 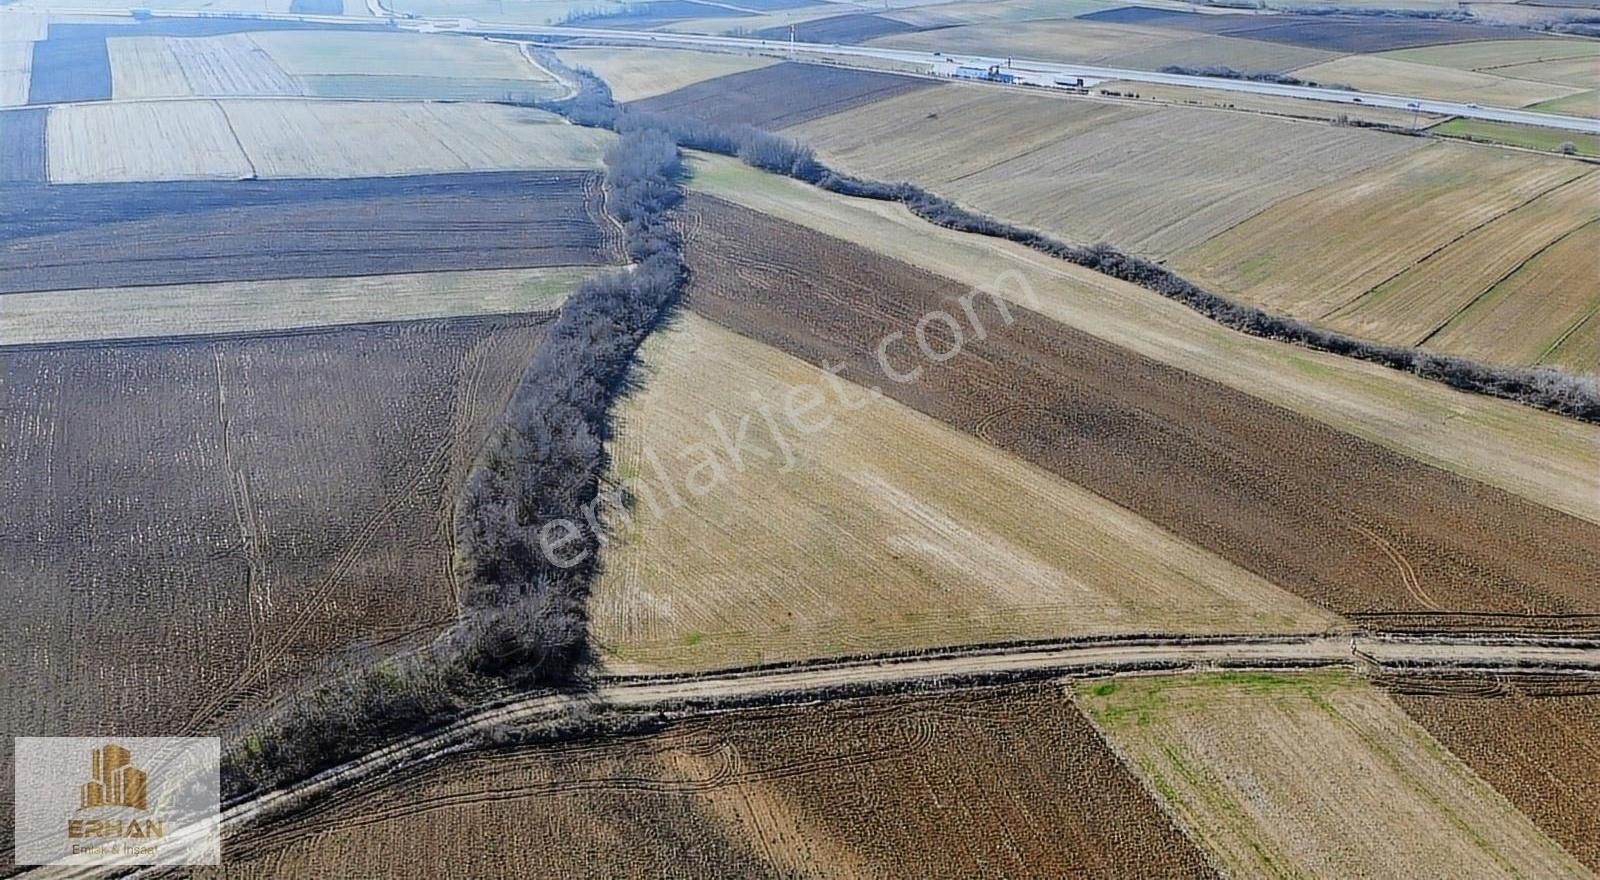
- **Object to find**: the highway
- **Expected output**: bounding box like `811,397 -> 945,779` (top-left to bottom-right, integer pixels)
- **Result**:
464,23 -> 1600,135
28,631 -> 1596,877
8,6 -> 1600,134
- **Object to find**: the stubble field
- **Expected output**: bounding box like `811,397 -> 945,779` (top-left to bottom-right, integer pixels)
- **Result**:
688,155 -> 1600,525
1078,672 -> 1589,878
554,47 -> 776,101
0,313 -> 552,859
45,99 -> 611,183
1323,169 -> 1600,350
592,312 -> 1337,671
202,686 -> 1218,878
0,171 -> 616,293
0,266 -> 594,346
1292,54 -> 1584,108
682,194 -> 1600,633
787,81 -> 1421,257
107,33 -> 303,99
1171,144 -> 1596,365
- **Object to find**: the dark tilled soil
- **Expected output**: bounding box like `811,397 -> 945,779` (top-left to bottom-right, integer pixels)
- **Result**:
203,686 -> 1217,879
1080,5 -> 1533,52
0,172 -> 611,294
1385,678 -> 1600,871
0,314 -> 550,859
682,194 -> 1600,630
627,61 -> 939,130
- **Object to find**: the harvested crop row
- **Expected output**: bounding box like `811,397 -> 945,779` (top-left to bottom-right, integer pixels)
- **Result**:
0,171 -> 611,293
681,195 -> 1600,631
0,313 -> 552,862
198,686 -> 1218,879
627,61 -> 938,129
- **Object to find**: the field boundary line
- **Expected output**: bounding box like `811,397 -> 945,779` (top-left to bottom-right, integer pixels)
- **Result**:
1320,168 -> 1593,323
1420,211 -> 1600,348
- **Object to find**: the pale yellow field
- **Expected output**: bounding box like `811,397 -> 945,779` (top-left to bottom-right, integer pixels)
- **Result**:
872,19 -> 1184,64
250,30 -> 542,79
1112,33 -> 1340,73
220,100 -> 609,177
1430,219 -> 1600,371
795,87 -> 1419,257
593,312 -> 1340,672
0,40 -> 31,107
1384,38 -> 1600,71
1327,170 -> 1600,350
46,99 -> 610,181
657,4 -> 843,35
109,33 -> 305,99
1497,55 -> 1600,90
788,82 -> 1157,186
46,100 -> 253,183
690,155 -> 1600,524
1172,143 -> 1589,319
0,267 -> 590,345
0,10 -> 48,41
555,47 -> 775,101
1078,672 -> 1591,879
107,36 -> 193,99
8,0 -> 296,9
1097,78 -> 1444,127
887,0 -> 1117,27
1293,54 -> 1584,109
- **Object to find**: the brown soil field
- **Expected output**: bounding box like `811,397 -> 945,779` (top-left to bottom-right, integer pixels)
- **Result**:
0,171 -> 615,294
0,313 -> 552,859
681,194 -> 1600,633
627,61 -> 938,129
1080,672 -> 1589,877
1385,676 -> 1600,871
203,686 -> 1218,878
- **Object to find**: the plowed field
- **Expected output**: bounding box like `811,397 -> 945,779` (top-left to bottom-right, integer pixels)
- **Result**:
0,171 -> 615,294
627,62 -> 937,129
1386,676 -> 1600,872
681,195 -> 1600,633
0,313 -> 552,860
201,686 -> 1217,878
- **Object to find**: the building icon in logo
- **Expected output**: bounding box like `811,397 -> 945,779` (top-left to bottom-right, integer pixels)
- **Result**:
79,744 -> 147,812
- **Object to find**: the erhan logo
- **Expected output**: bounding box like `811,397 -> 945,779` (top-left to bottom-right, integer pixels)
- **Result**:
67,743 -> 165,841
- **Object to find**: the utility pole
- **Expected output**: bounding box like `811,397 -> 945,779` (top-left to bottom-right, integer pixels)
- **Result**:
789,24 -> 796,59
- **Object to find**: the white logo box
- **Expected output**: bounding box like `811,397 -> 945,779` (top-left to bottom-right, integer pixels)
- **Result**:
14,737 -> 220,866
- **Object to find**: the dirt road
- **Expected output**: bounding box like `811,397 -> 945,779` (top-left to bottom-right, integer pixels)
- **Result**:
33,633 -> 1592,878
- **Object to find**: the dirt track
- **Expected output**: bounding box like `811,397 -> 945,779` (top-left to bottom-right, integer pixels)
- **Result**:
681,195 -> 1600,632
48,633 -> 1598,879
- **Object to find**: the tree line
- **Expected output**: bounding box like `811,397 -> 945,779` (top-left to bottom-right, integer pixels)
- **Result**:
528,54 -> 1598,423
